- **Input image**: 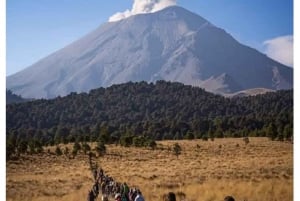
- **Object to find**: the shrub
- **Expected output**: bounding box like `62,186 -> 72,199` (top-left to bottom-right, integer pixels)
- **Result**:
148,139 -> 157,150
120,134 -> 133,147
184,130 -> 194,140
82,142 -> 91,154
17,140 -> 28,154
173,143 -> 182,158
243,137 -> 250,145
95,141 -> 106,156
73,141 -> 81,154
202,134 -> 208,141
55,146 -> 63,156
64,147 -> 69,155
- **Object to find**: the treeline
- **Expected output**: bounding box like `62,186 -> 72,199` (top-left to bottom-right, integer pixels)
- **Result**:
6,90 -> 30,104
6,81 -> 293,155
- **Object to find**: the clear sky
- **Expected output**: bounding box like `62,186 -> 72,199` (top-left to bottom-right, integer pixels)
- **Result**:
6,0 -> 293,76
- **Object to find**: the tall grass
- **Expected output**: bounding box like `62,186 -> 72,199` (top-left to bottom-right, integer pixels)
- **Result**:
6,138 -> 293,201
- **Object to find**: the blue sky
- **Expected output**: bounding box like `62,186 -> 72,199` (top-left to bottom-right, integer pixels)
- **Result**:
6,0 -> 293,76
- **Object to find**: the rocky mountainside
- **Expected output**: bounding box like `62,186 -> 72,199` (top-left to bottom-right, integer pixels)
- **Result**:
7,6 -> 293,99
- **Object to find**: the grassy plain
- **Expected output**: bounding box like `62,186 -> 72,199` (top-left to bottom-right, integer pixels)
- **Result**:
6,137 -> 293,201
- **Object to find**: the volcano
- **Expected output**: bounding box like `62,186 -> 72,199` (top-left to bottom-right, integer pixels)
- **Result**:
7,6 -> 293,99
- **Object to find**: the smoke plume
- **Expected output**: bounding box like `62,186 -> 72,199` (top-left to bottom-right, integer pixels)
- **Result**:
109,0 -> 177,22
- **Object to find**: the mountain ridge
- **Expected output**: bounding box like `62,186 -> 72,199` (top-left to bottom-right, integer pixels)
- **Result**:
6,81 -> 293,143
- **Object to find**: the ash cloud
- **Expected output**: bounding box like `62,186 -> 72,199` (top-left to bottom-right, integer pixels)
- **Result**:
109,0 -> 177,22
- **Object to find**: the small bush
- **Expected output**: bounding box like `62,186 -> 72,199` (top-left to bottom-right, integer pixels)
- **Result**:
95,141 -> 106,156
202,135 -> 208,141
243,137 -> 250,145
64,147 -> 69,155
173,143 -> 182,158
55,146 -> 63,156
82,143 -> 91,154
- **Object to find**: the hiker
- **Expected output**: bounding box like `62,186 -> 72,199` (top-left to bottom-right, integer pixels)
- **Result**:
122,182 -> 130,200
134,189 -> 145,201
115,182 -> 121,195
92,169 -> 98,181
115,193 -> 122,201
87,190 -> 96,201
99,168 -> 104,178
129,188 -> 137,201
101,195 -> 109,201
92,181 -> 99,197
224,196 -> 235,201
101,180 -> 106,194
163,192 -> 176,201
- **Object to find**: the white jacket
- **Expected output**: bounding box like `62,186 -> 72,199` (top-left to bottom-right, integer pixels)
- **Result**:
134,194 -> 145,201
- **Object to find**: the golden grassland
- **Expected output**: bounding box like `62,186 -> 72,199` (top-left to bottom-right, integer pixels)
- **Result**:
6,137 -> 293,201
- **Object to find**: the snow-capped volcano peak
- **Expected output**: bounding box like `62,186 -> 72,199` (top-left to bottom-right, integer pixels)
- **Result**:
7,6 -> 293,99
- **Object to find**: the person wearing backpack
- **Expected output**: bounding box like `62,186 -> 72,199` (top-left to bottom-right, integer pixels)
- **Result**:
224,196 -> 235,201
115,193 -> 122,201
134,189 -> 145,201
163,192 -> 176,201
122,182 -> 129,200
87,190 -> 95,201
92,181 -> 99,198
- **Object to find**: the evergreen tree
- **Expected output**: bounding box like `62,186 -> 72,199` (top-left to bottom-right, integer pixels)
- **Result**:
132,136 -> 144,147
6,141 -> 16,160
73,141 -> 81,155
202,133 -> 208,141
120,131 -> 133,147
283,124 -> 293,141
95,141 -> 106,156
184,130 -> 194,140
173,143 -> 182,159
98,126 -> 110,144
64,147 -> 69,155
17,140 -> 28,154
82,142 -> 91,154
148,139 -> 157,150
55,146 -> 63,156
54,131 -> 62,145
266,122 -> 278,141
28,140 -> 36,154
208,128 -> 215,141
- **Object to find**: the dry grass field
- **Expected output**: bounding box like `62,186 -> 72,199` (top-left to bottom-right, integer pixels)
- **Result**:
6,137 -> 293,201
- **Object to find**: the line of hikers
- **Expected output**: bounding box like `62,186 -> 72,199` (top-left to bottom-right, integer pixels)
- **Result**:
87,167 -> 145,201
87,167 -> 235,201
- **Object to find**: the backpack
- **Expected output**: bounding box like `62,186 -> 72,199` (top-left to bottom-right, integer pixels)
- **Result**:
122,196 -> 128,201
134,195 -> 145,201
123,183 -> 129,194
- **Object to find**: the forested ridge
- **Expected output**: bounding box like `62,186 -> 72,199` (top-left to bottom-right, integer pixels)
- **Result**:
7,81 -> 293,150
6,90 -> 29,104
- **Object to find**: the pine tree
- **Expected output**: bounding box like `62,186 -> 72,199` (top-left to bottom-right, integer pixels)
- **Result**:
95,141 -> 106,156
173,143 -> 182,159
71,140 -> 81,157
267,123 -> 278,141
55,146 -> 63,156
82,142 -> 91,154
283,124 -> 293,141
